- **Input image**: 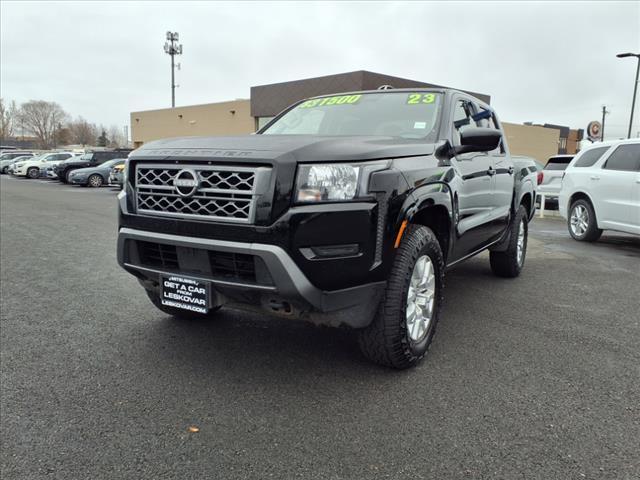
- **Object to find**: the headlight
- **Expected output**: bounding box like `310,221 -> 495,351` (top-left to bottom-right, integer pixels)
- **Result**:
295,161 -> 389,203
122,160 -> 129,185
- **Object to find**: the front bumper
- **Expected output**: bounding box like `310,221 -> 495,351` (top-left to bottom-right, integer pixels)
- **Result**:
110,172 -> 123,185
118,227 -> 385,327
70,175 -> 87,185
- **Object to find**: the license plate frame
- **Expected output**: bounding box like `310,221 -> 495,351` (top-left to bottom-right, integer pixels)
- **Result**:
160,274 -> 210,314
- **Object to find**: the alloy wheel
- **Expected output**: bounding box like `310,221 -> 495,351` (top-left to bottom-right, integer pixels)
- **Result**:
89,175 -> 103,187
406,255 -> 436,342
570,204 -> 588,237
516,219 -> 526,266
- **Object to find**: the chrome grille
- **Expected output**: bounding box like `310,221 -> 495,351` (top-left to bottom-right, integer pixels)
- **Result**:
134,164 -> 270,224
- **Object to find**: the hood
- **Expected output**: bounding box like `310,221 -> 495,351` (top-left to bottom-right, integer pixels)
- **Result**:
70,165 -> 101,175
131,134 -> 437,164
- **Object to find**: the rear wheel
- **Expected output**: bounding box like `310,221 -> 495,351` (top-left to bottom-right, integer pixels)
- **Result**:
27,167 -> 39,179
88,174 -> 103,187
1,166 -> 7,174
568,199 -> 602,242
357,224 -> 444,369
490,205 -> 528,278
145,289 -> 220,320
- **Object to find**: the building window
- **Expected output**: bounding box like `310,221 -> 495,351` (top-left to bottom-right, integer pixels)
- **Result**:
558,137 -> 567,153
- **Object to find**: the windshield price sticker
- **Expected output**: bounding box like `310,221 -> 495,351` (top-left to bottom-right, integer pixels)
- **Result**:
161,275 -> 209,313
299,95 -> 362,109
406,93 -> 436,105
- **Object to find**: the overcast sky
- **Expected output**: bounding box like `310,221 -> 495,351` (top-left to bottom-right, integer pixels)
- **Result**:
1,1 -> 639,140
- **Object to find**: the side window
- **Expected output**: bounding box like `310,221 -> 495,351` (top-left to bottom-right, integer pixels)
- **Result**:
573,147 -> 610,168
603,144 -> 640,172
451,99 -> 476,146
474,107 -> 504,154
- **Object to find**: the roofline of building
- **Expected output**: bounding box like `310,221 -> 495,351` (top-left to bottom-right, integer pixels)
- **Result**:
131,98 -> 250,116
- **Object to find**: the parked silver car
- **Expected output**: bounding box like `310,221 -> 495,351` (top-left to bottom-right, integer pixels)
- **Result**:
1,152 -> 36,173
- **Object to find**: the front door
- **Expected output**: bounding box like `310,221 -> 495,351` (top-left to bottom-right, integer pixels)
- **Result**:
476,106 -> 512,240
450,98 -> 495,259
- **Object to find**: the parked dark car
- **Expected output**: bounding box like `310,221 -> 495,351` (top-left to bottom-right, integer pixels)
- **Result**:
68,159 -> 126,187
117,88 -> 536,369
55,149 -> 132,183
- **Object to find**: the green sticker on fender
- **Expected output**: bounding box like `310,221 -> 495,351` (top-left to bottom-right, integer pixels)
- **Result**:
299,95 -> 362,108
406,93 -> 436,105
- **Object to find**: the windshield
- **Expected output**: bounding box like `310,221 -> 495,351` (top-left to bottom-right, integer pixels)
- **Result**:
102,159 -> 123,168
261,91 -> 443,139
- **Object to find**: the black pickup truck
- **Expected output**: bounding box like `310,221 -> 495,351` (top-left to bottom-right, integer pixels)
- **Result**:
117,89 -> 536,369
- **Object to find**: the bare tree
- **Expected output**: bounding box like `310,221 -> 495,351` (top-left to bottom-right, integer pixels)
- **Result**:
55,123 -> 72,146
68,117 -> 97,146
19,100 -> 68,149
107,125 -> 125,148
0,98 -> 17,142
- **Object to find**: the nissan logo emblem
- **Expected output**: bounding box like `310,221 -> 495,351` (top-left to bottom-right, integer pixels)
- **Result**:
173,169 -> 199,197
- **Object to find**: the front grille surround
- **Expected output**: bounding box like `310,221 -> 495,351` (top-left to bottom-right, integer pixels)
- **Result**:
134,163 -> 271,224
132,239 -> 273,286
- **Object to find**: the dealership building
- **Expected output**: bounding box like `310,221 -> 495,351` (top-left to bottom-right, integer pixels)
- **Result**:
131,70 -> 580,163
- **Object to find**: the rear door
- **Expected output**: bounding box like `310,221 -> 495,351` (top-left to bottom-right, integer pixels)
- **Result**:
592,143 -> 640,232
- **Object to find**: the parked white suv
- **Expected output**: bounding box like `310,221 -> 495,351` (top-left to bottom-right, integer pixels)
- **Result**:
12,152 -> 77,178
559,139 -> 640,241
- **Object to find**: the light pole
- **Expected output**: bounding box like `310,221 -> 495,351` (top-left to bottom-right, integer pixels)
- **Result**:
164,31 -> 183,108
617,52 -> 640,139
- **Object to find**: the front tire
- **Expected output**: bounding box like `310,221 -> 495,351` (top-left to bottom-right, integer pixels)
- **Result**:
88,174 -> 103,187
358,225 -> 444,369
145,289 -> 220,320
490,205 -> 528,278
568,199 -> 602,242
27,167 -> 39,179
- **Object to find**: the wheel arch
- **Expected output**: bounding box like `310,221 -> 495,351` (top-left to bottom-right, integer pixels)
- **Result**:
568,191 -> 599,226
396,183 -> 453,262
516,178 -> 535,220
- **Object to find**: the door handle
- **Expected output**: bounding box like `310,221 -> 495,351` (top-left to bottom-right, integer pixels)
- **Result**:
507,166 -> 515,175
590,176 -> 600,181
487,168 -> 497,176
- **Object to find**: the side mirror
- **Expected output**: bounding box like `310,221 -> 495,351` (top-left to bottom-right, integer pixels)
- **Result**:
456,128 -> 502,155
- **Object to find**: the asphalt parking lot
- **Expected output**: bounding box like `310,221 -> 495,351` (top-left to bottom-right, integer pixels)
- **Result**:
1,175 -> 639,480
